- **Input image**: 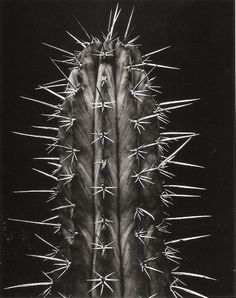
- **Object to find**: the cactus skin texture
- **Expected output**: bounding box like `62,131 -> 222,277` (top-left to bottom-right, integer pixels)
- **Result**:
5,5 -> 216,298
59,40 -> 170,298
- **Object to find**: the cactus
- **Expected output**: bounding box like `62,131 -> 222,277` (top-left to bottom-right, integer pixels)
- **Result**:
5,5 -> 215,298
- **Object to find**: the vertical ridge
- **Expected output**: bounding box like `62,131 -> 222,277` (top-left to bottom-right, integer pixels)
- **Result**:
114,42 -> 124,298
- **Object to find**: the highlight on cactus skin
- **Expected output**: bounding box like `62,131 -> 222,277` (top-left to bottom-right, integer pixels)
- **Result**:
5,4 -> 216,298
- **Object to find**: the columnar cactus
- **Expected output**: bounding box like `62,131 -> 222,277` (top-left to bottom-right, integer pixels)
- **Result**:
6,5 -> 215,298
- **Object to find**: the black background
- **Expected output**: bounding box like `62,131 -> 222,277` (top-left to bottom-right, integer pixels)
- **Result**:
0,0 -> 235,297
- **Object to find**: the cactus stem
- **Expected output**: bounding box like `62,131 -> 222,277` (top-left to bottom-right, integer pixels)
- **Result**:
8,7 -> 214,296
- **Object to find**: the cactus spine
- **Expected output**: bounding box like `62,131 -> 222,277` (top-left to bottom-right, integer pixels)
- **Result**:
6,5 -> 215,298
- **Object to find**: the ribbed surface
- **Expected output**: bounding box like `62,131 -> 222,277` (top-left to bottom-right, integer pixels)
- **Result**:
57,40 -> 170,297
